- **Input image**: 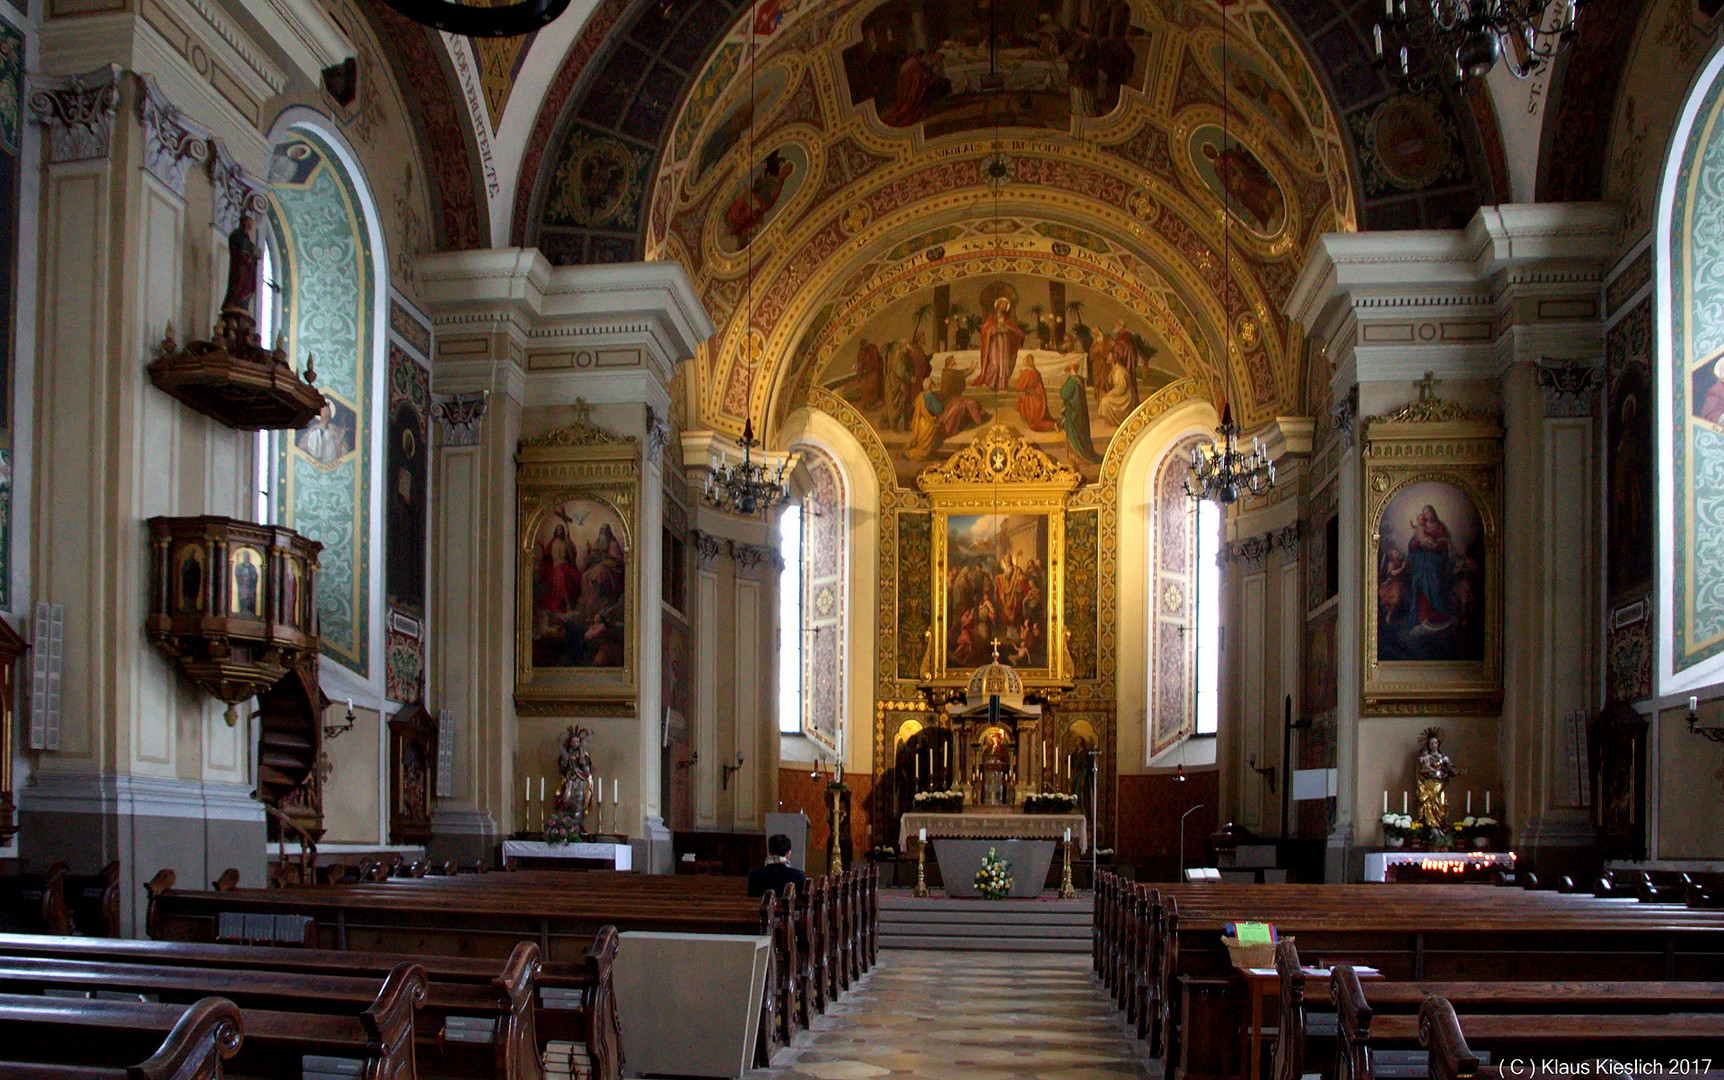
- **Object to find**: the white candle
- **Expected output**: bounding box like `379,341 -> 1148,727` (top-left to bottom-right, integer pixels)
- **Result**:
1691,696 -> 1700,714
919,827 -> 927,843
1402,791 -> 1408,814
525,776 -> 532,808
1064,827 -> 1071,843
1383,790 -> 1388,814
539,776 -> 545,804
1486,790 -> 1490,814
1467,791 -> 1473,813
613,778 -> 619,805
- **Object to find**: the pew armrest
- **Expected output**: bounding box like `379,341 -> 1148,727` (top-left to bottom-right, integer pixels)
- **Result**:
1419,997 -> 1480,1080
359,962 -> 427,1070
129,996 -> 244,1080
583,926 -> 624,1080
491,942 -> 542,1080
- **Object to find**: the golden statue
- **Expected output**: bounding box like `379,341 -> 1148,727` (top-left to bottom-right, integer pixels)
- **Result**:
1415,727 -> 1461,831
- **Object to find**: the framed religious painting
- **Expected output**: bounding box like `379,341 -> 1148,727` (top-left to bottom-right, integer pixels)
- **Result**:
915,424 -> 1081,688
1360,395 -> 1503,715
514,416 -> 640,714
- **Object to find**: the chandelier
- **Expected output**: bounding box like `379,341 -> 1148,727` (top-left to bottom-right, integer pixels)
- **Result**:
1185,10 -> 1275,508
1183,405 -> 1274,506
1373,0 -> 1583,88
703,418 -> 789,517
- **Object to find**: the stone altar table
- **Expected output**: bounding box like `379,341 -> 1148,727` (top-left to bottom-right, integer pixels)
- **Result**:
899,811 -> 1088,899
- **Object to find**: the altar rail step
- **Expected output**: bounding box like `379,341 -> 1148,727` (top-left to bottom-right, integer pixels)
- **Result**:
878,892 -> 1092,953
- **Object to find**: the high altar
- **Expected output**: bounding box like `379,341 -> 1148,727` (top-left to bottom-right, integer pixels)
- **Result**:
887,429 -> 1094,899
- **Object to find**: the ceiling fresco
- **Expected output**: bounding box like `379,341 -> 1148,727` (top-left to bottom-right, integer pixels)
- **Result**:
628,0 -> 1357,467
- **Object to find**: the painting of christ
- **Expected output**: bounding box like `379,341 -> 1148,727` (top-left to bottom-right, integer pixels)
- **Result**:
530,498 -> 629,670
945,513 -> 1050,671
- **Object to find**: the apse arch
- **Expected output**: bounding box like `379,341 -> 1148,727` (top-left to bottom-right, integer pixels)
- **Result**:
777,406 -> 880,773
264,110 -> 390,689
1657,36 -> 1724,696
1111,398 -> 1219,769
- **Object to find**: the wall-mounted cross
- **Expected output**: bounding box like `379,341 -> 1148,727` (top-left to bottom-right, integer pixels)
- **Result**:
1416,371 -> 1441,401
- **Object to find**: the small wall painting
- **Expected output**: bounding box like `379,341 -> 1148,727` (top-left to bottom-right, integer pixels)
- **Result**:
1692,355 -> 1724,429
1375,480 -> 1486,664
230,547 -> 264,618
945,513 -> 1049,670
1209,42 -> 1314,157
530,498 -> 628,670
1186,124 -> 1286,237
296,398 -> 358,467
177,545 -> 205,612
690,63 -> 791,186
717,141 -> 807,252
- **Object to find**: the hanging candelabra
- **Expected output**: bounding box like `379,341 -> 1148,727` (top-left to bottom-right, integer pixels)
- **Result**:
1185,9 -> 1276,508
1373,0 -> 1584,89
703,418 -> 790,517
1183,405 -> 1275,506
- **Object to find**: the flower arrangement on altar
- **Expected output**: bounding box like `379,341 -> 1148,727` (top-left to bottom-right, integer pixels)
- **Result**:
975,847 -> 1013,900
1381,811 -> 1414,845
543,809 -> 582,846
912,790 -> 966,814
1022,792 -> 1079,814
1451,815 -> 1499,848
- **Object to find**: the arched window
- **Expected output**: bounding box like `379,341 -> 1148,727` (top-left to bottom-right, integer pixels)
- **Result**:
777,445 -> 847,756
1659,46 -> 1724,693
1150,435 -> 1222,755
266,124 -> 381,678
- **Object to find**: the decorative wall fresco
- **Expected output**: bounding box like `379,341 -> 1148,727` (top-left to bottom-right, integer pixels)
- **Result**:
1607,297 -> 1654,608
841,0 -> 1144,136
1064,507 -> 1098,681
895,510 -> 931,679
814,274 -> 1181,486
271,129 -> 375,676
1184,125 -> 1287,238
1666,65 -> 1724,674
1150,438 -> 1203,756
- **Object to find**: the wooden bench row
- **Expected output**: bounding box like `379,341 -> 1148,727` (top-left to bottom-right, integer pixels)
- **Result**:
1091,872 -> 1724,1080
0,861 -> 121,937
0,927 -> 620,1080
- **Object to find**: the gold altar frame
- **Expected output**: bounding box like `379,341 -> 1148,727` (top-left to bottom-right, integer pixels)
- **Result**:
915,426 -> 1082,688
1360,401 -> 1503,716
514,420 -> 640,715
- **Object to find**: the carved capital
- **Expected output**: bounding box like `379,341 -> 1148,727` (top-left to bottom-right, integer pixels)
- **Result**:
1272,521 -> 1300,558
431,391 -> 489,447
29,65 -> 122,164
732,542 -> 781,579
1222,533 -> 1272,570
694,531 -> 725,569
207,138 -> 269,234
1535,357 -> 1604,418
645,405 -> 671,464
1331,386 -> 1358,450
136,76 -> 210,196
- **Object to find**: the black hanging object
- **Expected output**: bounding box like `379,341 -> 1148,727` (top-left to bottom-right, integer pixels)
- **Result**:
376,0 -> 572,38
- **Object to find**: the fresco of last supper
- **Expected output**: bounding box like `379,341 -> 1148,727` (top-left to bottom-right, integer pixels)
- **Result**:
817,274 -> 1183,486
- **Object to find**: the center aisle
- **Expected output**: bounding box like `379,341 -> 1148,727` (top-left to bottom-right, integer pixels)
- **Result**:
748,949 -> 1153,1079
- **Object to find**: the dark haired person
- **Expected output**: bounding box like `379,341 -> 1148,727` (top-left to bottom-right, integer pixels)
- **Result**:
747,833 -> 807,899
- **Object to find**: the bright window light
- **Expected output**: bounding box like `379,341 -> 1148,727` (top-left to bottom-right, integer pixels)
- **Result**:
1195,499 -> 1222,735
778,503 -> 802,734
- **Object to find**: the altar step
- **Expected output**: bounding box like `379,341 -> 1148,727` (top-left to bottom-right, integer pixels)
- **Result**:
877,891 -> 1092,953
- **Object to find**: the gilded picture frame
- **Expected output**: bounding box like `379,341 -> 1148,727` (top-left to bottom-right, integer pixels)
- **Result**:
515,419 -> 640,715
1360,397 -> 1503,715
915,425 -> 1081,687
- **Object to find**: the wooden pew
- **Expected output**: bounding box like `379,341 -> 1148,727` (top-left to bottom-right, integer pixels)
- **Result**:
1333,964 -> 1724,1080
0,928 -> 623,1080
1089,873 -> 1724,1079
0,994 -> 243,1080
0,962 -> 424,1079
0,859 -> 71,934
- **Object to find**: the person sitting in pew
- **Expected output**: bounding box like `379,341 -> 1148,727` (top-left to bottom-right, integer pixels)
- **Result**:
748,834 -> 806,900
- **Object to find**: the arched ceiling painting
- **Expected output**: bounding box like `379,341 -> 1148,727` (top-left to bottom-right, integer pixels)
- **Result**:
510,0 -> 1505,483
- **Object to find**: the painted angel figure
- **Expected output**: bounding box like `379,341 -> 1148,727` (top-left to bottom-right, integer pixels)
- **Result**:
555,724 -> 596,834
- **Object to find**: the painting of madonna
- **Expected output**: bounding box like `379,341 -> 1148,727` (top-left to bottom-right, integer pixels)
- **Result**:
1375,480 -> 1486,663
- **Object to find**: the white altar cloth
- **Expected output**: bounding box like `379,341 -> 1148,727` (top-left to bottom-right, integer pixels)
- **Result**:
899,811 -> 1087,853
500,840 -> 632,869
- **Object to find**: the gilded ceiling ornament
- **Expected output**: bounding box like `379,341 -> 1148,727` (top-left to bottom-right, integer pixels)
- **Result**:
1373,371 -> 1482,425
914,424 -> 1082,491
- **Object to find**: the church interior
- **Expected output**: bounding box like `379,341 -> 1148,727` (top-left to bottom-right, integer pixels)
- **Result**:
2,0 -> 1724,1075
